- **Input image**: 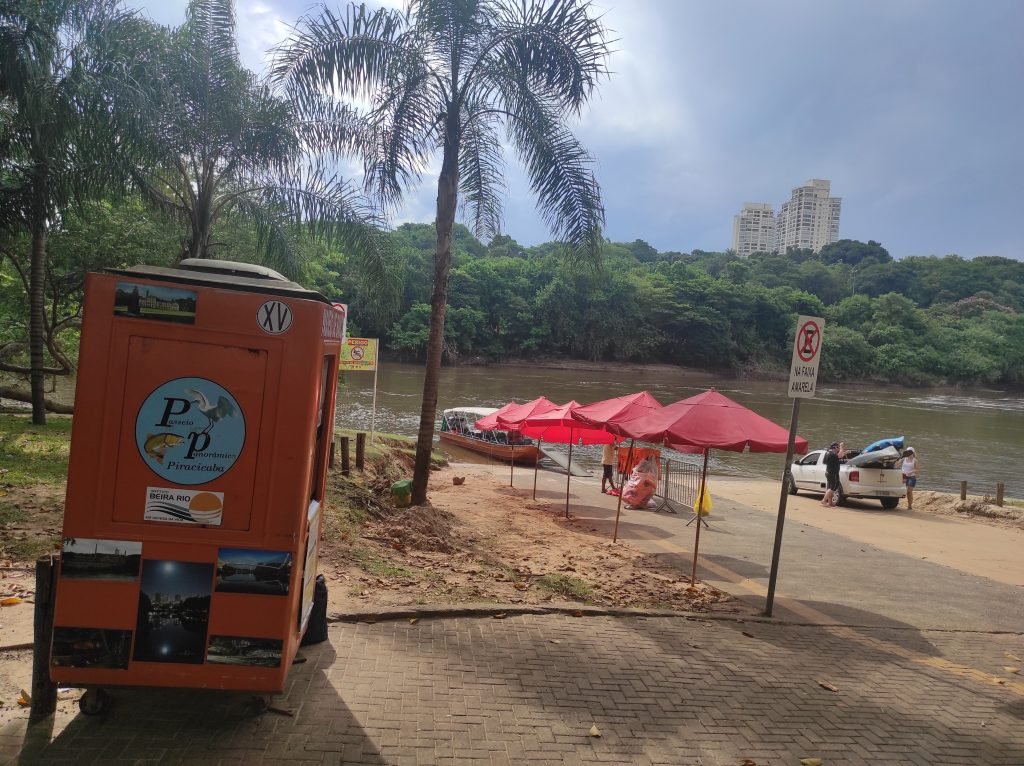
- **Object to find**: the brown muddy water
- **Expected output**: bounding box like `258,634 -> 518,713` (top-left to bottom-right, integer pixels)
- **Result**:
335,362 -> 1023,498
4,364 -> 1019,497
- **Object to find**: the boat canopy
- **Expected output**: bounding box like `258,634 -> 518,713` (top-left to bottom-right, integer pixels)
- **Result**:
443,407 -> 498,420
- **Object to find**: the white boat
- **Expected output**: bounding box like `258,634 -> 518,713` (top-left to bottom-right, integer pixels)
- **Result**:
438,407 -> 541,465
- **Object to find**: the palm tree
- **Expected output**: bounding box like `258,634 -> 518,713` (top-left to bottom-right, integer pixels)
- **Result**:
126,0 -> 396,301
275,0 -> 610,504
0,0 -> 149,424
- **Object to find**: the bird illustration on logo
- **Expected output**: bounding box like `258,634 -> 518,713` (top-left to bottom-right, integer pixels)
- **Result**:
184,387 -> 237,434
143,433 -> 185,465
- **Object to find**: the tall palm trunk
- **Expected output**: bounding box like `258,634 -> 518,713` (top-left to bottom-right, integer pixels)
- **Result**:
411,130 -> 460,505
29,163 -> 49,425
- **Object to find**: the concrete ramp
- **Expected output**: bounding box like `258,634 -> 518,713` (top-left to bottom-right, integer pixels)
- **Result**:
539,446 -> 592,477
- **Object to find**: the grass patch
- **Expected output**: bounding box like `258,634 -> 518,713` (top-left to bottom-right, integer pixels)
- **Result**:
535,573 -> 594,602
0,415 -> 72,486
349,546 -> 417,579
1004,498 -> 1024,509
0,506 -> 28,525
1,535 -> 54,560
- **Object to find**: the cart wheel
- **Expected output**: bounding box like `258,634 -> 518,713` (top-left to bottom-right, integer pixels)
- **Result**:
78,688 -> 111,716
250,695 -> 272,715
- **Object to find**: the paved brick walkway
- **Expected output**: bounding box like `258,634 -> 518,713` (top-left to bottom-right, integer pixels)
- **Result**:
3,614 -> 1022,765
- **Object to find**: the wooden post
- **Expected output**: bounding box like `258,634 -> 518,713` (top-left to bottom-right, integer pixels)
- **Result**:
340,436 -> 350,476
355,432 -> 366,470
996,483 -> 1004,507
960,481 -> 967,501
30,555 -> 58,721
329,438 -> 336,469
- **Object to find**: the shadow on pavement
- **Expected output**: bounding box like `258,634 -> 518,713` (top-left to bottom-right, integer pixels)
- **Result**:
9,638 -> 384,764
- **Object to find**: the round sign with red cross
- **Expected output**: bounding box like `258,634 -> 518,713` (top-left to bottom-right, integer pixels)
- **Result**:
796,319 -> 822,363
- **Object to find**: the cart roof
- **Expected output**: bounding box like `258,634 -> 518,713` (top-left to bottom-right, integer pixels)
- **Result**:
107,260 -> 331,303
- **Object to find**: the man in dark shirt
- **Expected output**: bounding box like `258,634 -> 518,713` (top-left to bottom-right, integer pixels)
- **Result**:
821,442 -> 842,507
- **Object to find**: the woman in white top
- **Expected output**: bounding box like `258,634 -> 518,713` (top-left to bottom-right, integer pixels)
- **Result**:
897,447 -> 920,510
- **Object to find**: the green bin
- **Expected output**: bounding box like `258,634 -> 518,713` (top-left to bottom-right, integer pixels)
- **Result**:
391,479 -> 413,507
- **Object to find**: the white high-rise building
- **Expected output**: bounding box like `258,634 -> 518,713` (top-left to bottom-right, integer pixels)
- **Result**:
731,203 -> 776,257
774,179 -> 841,253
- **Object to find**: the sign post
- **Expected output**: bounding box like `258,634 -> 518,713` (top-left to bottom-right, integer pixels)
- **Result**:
766,315 -> 824,616
339,337 -> 380,444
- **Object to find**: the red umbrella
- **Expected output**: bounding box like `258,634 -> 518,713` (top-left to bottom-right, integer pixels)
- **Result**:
517,401 -> 617,516
621,389 -> 808,454
494,396 -> 559,430
570,390 -> 663,431
490,397 -> 559,486
472,400 -> 520,431
614,389 -> 807,583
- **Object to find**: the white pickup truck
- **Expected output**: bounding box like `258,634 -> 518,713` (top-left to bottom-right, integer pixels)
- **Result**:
787,446 -> 906,509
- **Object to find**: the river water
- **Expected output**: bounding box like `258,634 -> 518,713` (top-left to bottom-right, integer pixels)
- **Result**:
336,362 -> 1023,498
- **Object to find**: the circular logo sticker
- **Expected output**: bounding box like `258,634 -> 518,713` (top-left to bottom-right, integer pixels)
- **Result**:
135,377 -> 246,485
257,300 -> 293,334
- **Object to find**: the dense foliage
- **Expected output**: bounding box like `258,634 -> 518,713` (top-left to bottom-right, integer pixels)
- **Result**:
316,229 -> 1024,387
2,208 -> 1022,391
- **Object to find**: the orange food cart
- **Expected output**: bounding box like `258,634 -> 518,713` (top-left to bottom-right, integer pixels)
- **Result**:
50,260 -> 346,713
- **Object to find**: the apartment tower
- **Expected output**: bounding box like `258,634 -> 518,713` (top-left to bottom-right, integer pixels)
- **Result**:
774,179 -> 841,253
731,203 -> 776,257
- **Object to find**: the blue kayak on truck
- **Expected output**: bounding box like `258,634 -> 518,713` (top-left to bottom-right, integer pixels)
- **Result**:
863,436 -> 905,453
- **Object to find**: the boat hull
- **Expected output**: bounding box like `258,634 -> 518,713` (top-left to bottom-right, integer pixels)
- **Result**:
438,431 -> 541,465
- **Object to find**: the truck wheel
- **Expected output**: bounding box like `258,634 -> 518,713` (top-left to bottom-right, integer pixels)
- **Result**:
835,489 -> 848,507
786,474 -> 798,495
78,688 -> 111,716
880,497 -> 899,510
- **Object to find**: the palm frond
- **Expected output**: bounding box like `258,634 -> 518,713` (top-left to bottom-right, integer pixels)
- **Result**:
408,0 -> 484,77
241,168 -> 402,317
497,75 -> 603,263
271,3 -> 413,109
292,95 -> 373,161
457,99 -> 505,238
363,62 -> 440,210
487,0 -> 609,114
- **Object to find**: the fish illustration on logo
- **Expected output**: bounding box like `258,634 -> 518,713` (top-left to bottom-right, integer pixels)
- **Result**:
143,432 -> 184,465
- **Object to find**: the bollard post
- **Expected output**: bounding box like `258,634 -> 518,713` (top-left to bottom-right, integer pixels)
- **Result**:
960,481 -> 967,501
355,432 -> 366,470
329,438 -> 336,469
996,483 -> 1004,507
340,436 -> 351,476
30,554 -> 58,721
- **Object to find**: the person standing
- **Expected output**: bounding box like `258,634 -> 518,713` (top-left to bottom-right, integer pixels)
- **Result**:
601,442 -> 617,494
821,442 -> 842,507
898,447 -> 920,510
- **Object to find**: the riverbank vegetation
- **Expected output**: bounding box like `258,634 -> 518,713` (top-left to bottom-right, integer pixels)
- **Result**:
329,228 -> 1024,387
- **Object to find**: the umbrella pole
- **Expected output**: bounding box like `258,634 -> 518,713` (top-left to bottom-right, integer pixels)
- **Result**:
533,438 -> 542,500
565,428 -> 574,518
691,449 -> 709,585
510,439 -> 514,486
613,440 -> 634,543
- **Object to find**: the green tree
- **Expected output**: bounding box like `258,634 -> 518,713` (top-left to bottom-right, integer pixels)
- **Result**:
0,0 -> 149,423
125,0 -> 395,310
275,0 -> 610,504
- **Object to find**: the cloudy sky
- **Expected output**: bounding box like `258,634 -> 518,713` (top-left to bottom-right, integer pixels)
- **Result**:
139,0 -> 1023,260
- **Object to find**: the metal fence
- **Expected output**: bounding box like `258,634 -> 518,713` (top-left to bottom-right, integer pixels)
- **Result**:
654,458 -> 702,514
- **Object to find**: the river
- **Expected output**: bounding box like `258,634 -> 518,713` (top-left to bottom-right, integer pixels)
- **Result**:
335,362 -> 1023,498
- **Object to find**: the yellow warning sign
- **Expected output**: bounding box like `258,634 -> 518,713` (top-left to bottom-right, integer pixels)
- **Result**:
339,338 -> 378,371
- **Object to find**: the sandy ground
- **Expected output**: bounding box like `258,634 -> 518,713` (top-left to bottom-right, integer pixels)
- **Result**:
1,461 -> 1021,714
712,479 -> 1024,587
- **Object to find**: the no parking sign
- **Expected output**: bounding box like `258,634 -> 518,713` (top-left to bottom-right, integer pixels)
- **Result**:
788,315 -> 824,398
